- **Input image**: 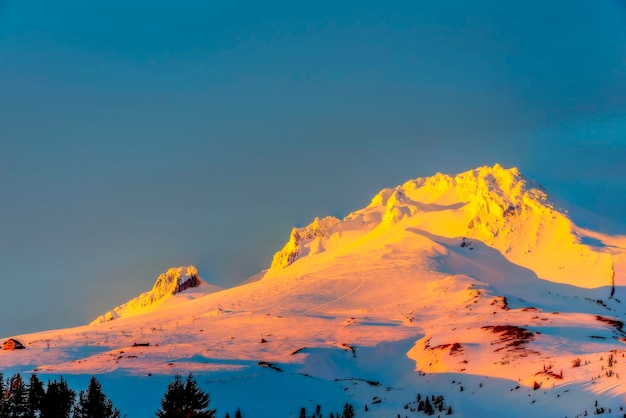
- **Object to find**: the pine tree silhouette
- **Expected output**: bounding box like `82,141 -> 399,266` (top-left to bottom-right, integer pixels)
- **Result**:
41,377 -> 75,418
423,397 -> 434,416
73,376 -> 120,418
6,374 -> 28,417
341,403 -> 354,418
156,375 -> 185,418
26,373 -> 45,418
0,371 -> 6,418
156,374 -> 215,418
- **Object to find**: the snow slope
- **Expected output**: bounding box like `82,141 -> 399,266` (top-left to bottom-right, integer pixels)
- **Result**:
3,165 -> 626,418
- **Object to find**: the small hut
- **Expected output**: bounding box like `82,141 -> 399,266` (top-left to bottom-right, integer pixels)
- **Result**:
2,339 -> 25,350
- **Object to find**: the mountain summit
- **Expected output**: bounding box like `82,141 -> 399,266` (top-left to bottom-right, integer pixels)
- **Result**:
270,164 -> 613,289
4,164 -> 626,417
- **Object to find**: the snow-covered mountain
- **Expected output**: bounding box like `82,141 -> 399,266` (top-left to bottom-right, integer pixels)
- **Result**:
3,164 -> 626,418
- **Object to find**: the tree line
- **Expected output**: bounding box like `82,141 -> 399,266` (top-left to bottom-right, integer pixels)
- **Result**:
0,372 -> 119,418
0,372 -> 214,418
0,372 -> 357,418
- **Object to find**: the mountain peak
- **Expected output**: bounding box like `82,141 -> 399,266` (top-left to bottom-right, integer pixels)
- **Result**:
91,265 -> 207,323
406,164 -> 550,228
268,164 -> 612,289
402,164 -> 536,209
272,165 -> 542,269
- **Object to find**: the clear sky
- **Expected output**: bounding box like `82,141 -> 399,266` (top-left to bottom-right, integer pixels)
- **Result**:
1,1 -> 626,336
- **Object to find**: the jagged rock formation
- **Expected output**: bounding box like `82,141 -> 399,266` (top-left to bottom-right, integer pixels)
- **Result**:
271,216 -> 341,268
92,266 -> 205,323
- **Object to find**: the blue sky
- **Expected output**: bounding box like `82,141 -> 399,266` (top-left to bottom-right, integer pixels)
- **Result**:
1,1 -> 626,335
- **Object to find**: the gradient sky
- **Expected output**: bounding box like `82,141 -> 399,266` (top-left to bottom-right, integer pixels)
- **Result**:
2,1 -> 626,336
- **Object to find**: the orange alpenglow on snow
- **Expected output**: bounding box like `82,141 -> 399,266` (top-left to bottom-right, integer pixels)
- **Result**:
2,165 -> 626,418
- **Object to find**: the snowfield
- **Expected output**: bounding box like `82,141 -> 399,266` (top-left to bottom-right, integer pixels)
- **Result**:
3,165 -> 626,417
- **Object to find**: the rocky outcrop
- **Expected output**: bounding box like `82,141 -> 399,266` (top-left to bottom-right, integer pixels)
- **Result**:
92,266 -> 205,323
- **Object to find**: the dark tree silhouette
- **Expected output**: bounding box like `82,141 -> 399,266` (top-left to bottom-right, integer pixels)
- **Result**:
315,404 -> 322,418
0,371 -> 6,418
155,374 -> 215,418
41,377 -> 75,418
26,373 -> 45,418
156,374 -> 185,418
423,397 -> 434,416
73,376 -> 120,418
6,374 -> 28,417
341,403 -> 354,418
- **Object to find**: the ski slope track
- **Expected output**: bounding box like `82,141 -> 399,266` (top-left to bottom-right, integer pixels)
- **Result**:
4,164 -> 626,417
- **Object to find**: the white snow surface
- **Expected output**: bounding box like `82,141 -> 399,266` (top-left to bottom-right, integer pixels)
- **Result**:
3,165 -> 626,417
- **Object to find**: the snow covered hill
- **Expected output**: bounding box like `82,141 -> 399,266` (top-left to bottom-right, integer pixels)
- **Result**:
3,165 -> 626,418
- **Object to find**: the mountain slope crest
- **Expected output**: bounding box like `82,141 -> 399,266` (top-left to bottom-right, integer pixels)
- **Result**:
91,265 -> 205,323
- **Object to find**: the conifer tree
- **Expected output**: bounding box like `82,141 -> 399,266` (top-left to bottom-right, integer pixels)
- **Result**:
341,403 -> 354,418
233,408 -> 242,418
156,375 -> 185,418
155,374 -> 215,418
41,377 -> 75,418
0,372 -> 7,418
73,376 -> 120,418
26,374 -> 45,418
6,374 -> 28,417
423,397 -> 434,416
299,407 -> 306,418
183,374 -> 215,418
